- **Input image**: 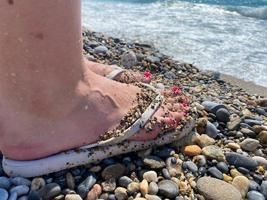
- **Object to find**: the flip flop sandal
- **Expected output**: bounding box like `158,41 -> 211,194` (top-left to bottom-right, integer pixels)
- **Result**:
2,83 -> 195,177
105,65 -> 126,80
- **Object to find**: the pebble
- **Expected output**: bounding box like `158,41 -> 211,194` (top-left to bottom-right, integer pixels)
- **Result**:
11,177 -> 31,186
121,51 -> 137,68
8,192 -> 17,200
197,177 -> 242,200
101,164 -> 126,180
202,145 -> 224,161
240,128 -> 256,138
127,182 -> 140,195
223,174 -> 233,182
230,169 -> 243,178
202,101 -> 226,113
239,138 -> 260,152
93,45 -> 109,55
148,182 -> 158,195
87,184 -> 102,200
216,108 -> 230,123
195,134 -> 215,148
158,180 -> 179,199
65,194 -> 82,200
216,162 -> 229,173
226,152 -> 258,170
101,178 -> 116,192
10,185 -> 29,196
247,191 -> 265,200
193,155 -> 207,166
258,131 -> 267,146
146,56 -> 160,63
38,183 -> 61,200
143,156 -> 165,169
227,117 -> 242,131
184,161 -> 198,173
28,190 -> 41,200
0,188 -> 8,200
206,121 -> 218,139
232,176 -> 250,198
165,157 -> 182,177
183,145 -> 201,156
30,178 -> 46,191
140,179 -> 148,196
207,167 -> 223,180
18,196 -> 28,200
118,176 -> 133,188
164,71 -> 177,79
249,180 -> 260,191
145,194 -> 161,200
77,174 -> 96,198
154,147 -> 175,158
0,177 -> 11,190
260,181 -> 267,199
162,168 -> 171,179
225,142 -> 241,150
143,171 -> 158,182
114,187 -> 127,200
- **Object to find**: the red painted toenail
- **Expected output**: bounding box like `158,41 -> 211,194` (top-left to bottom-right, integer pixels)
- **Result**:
144,71 -> 152,79
171,85 -> 181,95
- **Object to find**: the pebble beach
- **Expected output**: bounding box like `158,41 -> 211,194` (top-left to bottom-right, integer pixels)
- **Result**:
0,29 -> 266,200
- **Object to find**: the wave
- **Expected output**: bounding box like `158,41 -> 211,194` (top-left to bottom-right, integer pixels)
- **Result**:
226,6 -> 267,20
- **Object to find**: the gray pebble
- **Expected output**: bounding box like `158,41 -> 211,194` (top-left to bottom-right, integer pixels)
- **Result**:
93,45 -> 109,55
77,174 -> 96,198
184,161 -> 198,173
260,181 -> 267,199
38,183 -> 61,200
162,168 -> 171,179
121,51 -> 137,68
146,56 -> 160,63
11,177 -> 31,186
8,192 -> 17,200
30,178 -> 45,191
0,177 -> 11,190
148,182 -> 158,195
216,162 -> 229,173
10,185 -> 29,196
249,180 -> 260,191
207,167 -> 223,180
247,191 -> 265,200
118,176 -> 132,188
0,188 -> 8,200
28,190 -> 40,200
225,152 -> 257,170
206,121 -> 218,138
216,108 -> 230,123
18,196 -> 28,200
158,180 -> 179,199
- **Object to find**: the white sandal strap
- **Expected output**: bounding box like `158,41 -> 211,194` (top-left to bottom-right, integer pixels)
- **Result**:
106,65 -> 125,80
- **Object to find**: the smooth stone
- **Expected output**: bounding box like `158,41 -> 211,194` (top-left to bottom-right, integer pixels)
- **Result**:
101,164 -> 126,180
184,161 -> 198,173
247,191 -> 265,200
223,174 -> 233,182
158,180 -> 179,199
31,178 -> 45,191
230,169 -> 243,178
216,162 -> 229,173
252,156 -> 267,167
86,184 -> 102,200
164,71 -> 177,79
243,119 -> 263,126
162,168 -> 171,179
38,183 -> 61,200
143,171 -> 158,182
240,138 -> 260,152
226,152 -> 258,170
101,178 -> 116,192
28,191 -> 41,200
240,128 -> 256,138
206,122 -> 218,139
227,117 -> 242,131
10,185 -> 29,196
0,177 -> 11,190
11,177 -> 31,186
201,101 -> 226,113
108,194 -> 116,200
225,142 -> 241,150
154,147 -> 175,158
140,179 -> 149,196
145,194 -> 161,200
0,188 -> 8,200
249,180 -> 260,191
121,51 -> 137,68
197,177 -> 242,200
237,167 -> 250,174
66,172 -> 75,190
195,134 -> 215,148
114,187 -> 127,200
193,155 -> 207,166
199,167 -> 207,176
118,176 -> 133,188
260,181 -> 267,199
148,182 -> 158,195
202,145 -> 225,161
8,192 -> 17,200
183,145 -> 201,156
127,182 -> 140,195
258,131 -> 267,146
77,174 -> 96,198
216,108 -> 230,123
146,56 -> 160,63
93,45 -> 108,54
232,176 -> 250,198
18,196 -> 28,200
65,194 -> 82,200
143,156 -> 165,169
207,167 -> 223,180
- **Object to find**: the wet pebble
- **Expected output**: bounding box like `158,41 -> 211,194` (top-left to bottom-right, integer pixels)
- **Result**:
158,180 -> 179,199
77,174 -> 96,198
38,183 -> 61,200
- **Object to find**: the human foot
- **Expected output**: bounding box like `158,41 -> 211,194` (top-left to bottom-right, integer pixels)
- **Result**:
0,65 -> 188,161
86,59 -> 151,83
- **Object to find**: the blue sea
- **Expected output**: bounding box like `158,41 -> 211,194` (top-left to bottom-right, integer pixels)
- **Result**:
82,0 -> 267,87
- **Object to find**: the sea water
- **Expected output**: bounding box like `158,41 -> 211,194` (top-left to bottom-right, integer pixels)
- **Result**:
82,0 -> 267,87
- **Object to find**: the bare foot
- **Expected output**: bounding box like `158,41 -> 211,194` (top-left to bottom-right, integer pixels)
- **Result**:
0,62 -> 187,161
86,60 -> 151,83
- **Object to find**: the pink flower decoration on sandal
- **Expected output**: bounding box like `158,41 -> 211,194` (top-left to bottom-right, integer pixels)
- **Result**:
144,71 -> 152,79
171,85 -> 181,95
